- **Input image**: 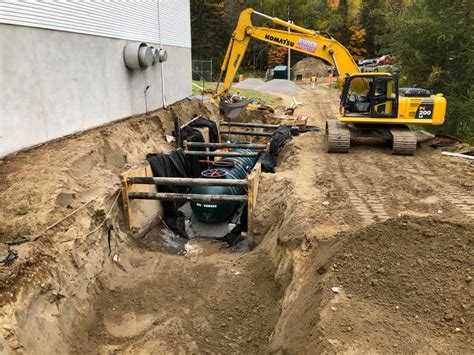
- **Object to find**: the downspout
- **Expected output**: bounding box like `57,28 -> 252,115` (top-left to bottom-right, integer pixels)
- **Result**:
156,0 -> 167,108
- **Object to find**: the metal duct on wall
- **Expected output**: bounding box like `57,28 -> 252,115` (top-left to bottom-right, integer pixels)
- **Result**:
123,42 -> 153,70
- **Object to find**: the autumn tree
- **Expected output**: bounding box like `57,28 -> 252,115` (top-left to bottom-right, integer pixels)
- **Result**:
267,46 -> 288,68
347,24 -> 367,60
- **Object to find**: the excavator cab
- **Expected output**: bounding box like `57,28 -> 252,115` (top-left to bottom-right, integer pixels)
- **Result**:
341,73 -> 399,119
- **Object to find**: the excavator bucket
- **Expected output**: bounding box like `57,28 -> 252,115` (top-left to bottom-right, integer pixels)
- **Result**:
219,98 -> 250,119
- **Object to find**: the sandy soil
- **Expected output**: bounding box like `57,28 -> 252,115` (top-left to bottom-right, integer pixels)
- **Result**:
0,84 -> 473,354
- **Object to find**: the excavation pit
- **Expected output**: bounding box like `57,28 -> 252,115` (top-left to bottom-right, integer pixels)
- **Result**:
121,156 -> 262,254
2,92 -> 472,354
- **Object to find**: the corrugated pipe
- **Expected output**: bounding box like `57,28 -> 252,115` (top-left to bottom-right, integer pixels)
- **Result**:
191,147 -> 259,223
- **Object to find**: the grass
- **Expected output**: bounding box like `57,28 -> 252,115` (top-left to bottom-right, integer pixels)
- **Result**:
192,80 -> 281,106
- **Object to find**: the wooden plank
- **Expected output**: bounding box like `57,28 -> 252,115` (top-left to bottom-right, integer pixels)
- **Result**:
222,130 -> 273,137
221,121 -> 280,129
197,127 -> 210,143
180,115 -> 202,129
246,163 -> 262,246
120,163 -> 163,237
442,151 -> 474,160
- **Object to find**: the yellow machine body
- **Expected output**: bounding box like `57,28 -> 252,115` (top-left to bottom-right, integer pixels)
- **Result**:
217,8 -> 447,130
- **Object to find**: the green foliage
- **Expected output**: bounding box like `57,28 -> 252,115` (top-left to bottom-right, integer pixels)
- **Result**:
390,0 -> 474,142
359,0 -> 390,57
191,0 -> 229,79
190,0 -> 473,142
314,0 -> 354,46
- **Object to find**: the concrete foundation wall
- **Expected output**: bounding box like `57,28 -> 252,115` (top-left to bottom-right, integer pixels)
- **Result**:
0,24 -> 192,157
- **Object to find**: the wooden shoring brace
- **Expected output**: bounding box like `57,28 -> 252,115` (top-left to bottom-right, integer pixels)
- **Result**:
221,121 -> 280,129
120,163 -> 163,237
246,163 -> 262,246
127,176 -> 248,187
184,151 -> 259,157
185,142 -> 267,150
222,130 -> 273,137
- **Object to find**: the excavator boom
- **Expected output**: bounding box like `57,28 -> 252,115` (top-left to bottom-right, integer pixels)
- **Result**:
216,8 -> 361,96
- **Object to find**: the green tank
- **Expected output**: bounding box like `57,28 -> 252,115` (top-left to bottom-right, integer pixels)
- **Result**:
191,148 -> 257,223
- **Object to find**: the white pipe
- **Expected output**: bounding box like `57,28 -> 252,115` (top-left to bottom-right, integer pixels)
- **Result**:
156,0 -> 167,108
442,151 -> 474,160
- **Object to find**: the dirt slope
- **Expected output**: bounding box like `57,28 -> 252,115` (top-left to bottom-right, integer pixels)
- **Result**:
258,84 -> 473,353
0,84 -> 472,354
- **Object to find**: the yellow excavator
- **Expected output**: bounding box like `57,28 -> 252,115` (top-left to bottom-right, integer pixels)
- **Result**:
215,8 -> 447,155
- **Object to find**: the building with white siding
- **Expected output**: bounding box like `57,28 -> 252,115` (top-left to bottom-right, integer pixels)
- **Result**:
0,0 -> 192,157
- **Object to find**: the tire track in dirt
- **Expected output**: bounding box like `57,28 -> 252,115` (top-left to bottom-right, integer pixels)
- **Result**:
405,160 -> 474,218
327,154 -> 390,224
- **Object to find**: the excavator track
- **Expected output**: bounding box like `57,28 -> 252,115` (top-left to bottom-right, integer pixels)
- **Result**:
326,120 -> 351,153
389,126 -> 417,156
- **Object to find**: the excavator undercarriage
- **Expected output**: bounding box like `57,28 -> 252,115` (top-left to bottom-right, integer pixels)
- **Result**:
326,122 -> 418,155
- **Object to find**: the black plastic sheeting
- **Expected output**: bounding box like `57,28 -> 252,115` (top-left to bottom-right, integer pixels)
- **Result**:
258,125 -> 293,173
179,126 -> 205,177
177,116 -> 220,174
188,115 -> 220,144
146,149 -> 199,238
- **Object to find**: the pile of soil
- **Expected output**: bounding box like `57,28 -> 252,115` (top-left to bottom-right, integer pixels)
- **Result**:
333,217 -> 472,322
321,216 -> 473,353
267,216 -> 473,354
292,57 -> 331,79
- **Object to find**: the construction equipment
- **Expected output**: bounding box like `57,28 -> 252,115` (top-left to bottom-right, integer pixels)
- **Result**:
215,8 -> 447,155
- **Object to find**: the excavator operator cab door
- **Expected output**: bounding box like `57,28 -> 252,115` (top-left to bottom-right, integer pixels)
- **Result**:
340,75 -> 399,119
370,76 -> 399,118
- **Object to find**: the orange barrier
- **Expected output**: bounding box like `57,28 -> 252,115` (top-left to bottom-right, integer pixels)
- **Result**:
328,73 -> 334,86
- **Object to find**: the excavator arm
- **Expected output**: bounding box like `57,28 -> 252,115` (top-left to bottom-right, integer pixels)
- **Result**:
216,8 -> 361,96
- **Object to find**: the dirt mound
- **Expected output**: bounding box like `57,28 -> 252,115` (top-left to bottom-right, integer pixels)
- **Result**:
320,216 -> 474,353
333,217 -> 473,323
267,216 -> 473,354
293,57 -> 331,79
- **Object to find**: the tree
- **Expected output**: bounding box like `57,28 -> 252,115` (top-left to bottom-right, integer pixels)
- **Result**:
347,24 -> 367,60
318,0 -> 353,45
390,0 -> 474,141
359,0 -> 388,57
267,46 -> 288,68
191,0 -> 229,80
